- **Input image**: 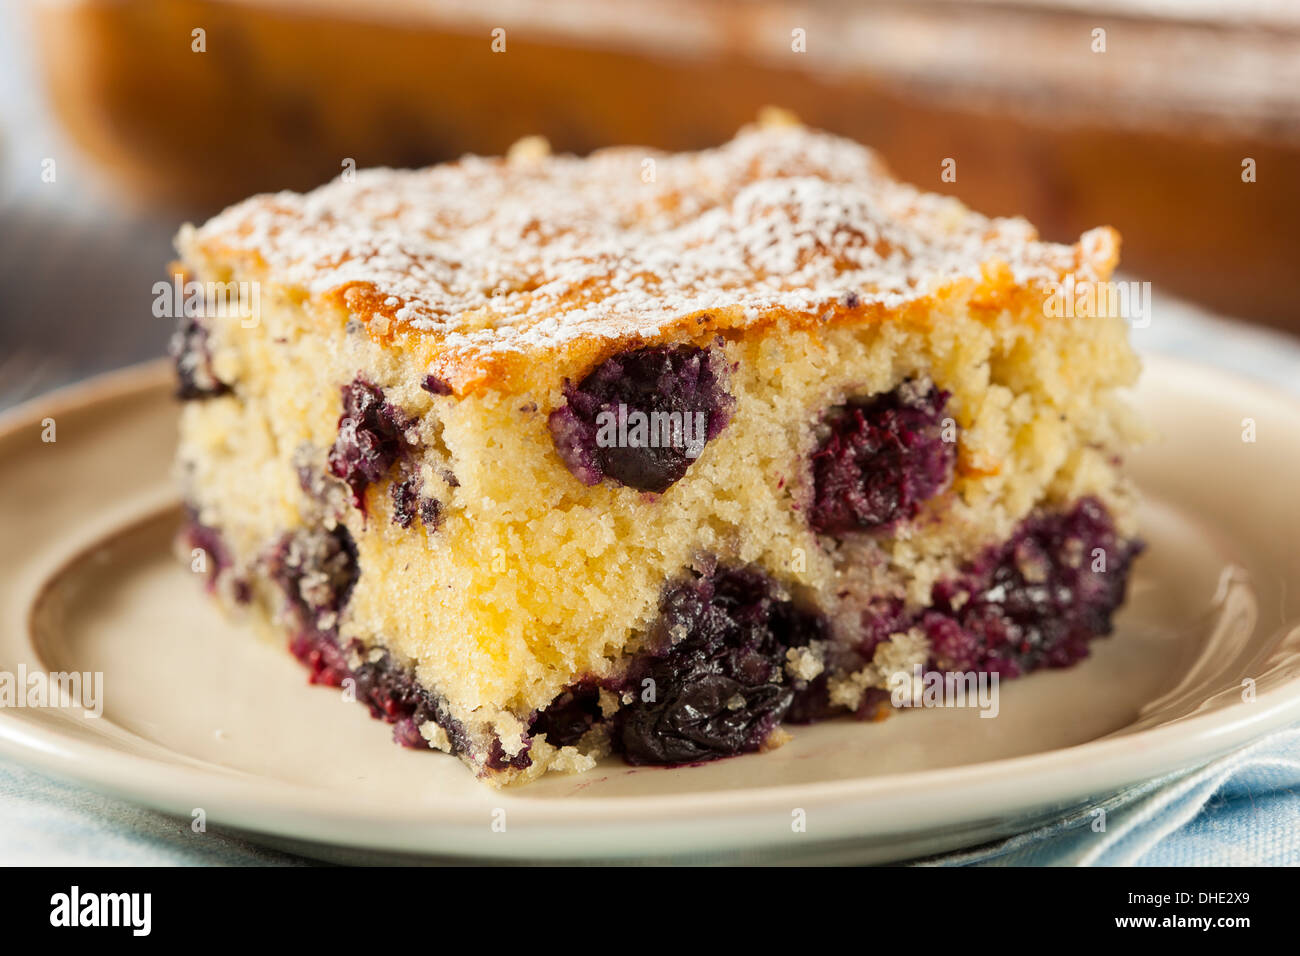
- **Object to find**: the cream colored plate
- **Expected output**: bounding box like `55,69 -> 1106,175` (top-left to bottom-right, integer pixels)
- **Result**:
1,356 -> 1298,864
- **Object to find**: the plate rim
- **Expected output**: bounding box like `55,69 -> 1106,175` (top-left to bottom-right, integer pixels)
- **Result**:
2,354 -> 1299,858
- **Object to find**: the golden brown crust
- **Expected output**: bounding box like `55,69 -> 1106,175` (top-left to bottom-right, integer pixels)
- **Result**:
180,122 -> 1119,396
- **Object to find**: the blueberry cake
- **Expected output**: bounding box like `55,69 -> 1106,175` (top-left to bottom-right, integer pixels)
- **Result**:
172,117 -> 1144,786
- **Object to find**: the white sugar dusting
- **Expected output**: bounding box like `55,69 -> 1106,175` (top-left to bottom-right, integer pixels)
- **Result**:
193,125 -> 1112,357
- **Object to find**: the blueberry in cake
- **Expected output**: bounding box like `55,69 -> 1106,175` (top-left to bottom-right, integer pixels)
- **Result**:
172,115 -> 1144,786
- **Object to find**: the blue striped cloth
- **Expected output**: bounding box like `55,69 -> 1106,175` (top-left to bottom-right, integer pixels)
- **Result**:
2,293 -> 1299,866
926,727 -> 1300,866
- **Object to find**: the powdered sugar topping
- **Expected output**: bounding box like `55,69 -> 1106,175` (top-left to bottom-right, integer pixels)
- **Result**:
190,124 -> 1113,360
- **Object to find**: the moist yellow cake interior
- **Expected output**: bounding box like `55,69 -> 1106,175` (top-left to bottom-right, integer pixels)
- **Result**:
174,120 -> 1144,784
177,265 -> 1142,780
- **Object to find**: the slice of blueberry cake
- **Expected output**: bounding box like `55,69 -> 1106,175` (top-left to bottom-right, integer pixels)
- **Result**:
172,116 -> 1144,786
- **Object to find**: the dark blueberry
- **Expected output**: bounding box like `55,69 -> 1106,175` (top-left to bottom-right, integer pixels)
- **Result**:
288,629 -> 533,770
182,514 -> 230,580
350,647 -> 430,724
485,738 -> 534,772
922,497 -> 1142,675
809,381 -> 955,535
419,496 -> 443,529
392,717 -> 427,749
786,595 -> 904,723
420,374 -> 454,396
615,565 -> 825,765
391,475 -> 443,530
529,683 -> 604,747
269,525 -> 359,632
857,596 -> 909,661
785,673 -> 838,724
548,344 -> 735,493
821,497 -> 1140,684
348,645 -> 529,765
391,476 -> 419,529
794,499 -> 1140,719
180,511 -> 253,602
327,378 -> 417,511
170,315 -> 230,399
288,629 -> 353,687
767,594 -> 831,650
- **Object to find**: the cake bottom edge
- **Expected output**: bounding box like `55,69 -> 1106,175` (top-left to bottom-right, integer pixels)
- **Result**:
180,494 -> 1143,787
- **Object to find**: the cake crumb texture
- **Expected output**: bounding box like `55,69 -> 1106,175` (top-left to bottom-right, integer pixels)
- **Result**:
175,123 -> 1142,784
